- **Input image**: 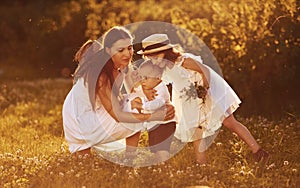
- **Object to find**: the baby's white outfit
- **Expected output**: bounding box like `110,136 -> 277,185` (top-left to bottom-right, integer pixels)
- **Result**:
122,82 -> 176,131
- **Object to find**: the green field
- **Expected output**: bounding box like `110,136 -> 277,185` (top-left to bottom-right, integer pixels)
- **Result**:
0,79 -> 299,187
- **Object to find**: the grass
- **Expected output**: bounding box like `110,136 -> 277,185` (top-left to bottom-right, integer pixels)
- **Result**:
0,78 -> 299,187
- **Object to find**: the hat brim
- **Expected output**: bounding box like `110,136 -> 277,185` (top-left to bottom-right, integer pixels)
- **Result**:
137,44 -> 175,55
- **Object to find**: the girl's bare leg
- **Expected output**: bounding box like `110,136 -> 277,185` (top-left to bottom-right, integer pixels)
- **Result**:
193,139 -> 207,164
222,114 -> 260,153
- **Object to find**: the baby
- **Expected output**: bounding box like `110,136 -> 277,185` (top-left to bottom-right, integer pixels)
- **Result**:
122,60 -> 176,162
123,60 -> 175,128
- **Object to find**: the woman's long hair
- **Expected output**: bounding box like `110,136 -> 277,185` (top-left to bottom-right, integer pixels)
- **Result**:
73,26 -> 133,110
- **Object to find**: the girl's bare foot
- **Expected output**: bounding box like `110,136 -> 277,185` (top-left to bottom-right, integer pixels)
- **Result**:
195,151 -> 207,165
253,148 -> 270,164
73,148 -> 92,157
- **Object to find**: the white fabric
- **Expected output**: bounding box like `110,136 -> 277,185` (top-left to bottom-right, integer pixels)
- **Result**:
93,139 -> 126,152
162,53 -> 241,147
62,78 -> 143,153
122,82 -> 176,131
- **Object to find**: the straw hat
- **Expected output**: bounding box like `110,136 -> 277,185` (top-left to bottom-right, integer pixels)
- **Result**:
137,34 -> 175,55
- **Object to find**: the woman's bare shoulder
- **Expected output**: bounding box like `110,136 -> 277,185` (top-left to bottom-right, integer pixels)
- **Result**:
97,73 -> 109,89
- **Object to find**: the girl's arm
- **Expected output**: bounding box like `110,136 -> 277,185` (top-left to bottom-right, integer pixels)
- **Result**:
182,57 -> 209,88
97,74 -> 174,123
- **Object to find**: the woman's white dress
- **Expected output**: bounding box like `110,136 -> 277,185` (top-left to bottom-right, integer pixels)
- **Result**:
162,53 -> 241,151
62,78 -> 143,153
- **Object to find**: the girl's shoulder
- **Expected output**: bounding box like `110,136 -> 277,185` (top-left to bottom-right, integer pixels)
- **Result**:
179,53 -> 207,74
175,53 -> 203,67
182,53 -> 203,63
181,55 -> 202,70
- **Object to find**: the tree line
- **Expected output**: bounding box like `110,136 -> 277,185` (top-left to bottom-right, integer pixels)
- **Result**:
0,0 -> 299,117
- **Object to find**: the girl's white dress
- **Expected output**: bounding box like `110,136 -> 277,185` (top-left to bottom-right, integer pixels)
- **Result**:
62,78 -> 143,153
162,53 -> 241,151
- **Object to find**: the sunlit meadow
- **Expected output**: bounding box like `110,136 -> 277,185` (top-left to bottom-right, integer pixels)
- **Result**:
0,79 -> 299,187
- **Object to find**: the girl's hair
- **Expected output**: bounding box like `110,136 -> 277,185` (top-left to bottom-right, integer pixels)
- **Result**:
98,26 -> 133,95
145,45 -> 182,64
161,48 -> 181,63
74,39 -> 94,63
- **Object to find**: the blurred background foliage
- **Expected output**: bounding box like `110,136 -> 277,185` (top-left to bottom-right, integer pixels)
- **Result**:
0,0 -> 299,117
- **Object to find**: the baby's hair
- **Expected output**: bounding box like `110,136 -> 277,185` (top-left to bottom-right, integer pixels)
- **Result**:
138,60 -> 163,79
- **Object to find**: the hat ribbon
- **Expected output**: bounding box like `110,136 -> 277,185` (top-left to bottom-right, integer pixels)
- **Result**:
143,39 -> 170,52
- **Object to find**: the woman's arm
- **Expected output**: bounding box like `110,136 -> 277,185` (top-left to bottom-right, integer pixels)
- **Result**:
143,97 -> 165,111
97,74 -> 174,123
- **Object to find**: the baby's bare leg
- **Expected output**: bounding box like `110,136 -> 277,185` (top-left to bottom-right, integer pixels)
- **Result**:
126,132 -> 141,152
148,122 -> 176,162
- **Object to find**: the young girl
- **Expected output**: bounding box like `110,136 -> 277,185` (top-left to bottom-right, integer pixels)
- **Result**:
137,33 -> 269,164
123,60 -> 176,162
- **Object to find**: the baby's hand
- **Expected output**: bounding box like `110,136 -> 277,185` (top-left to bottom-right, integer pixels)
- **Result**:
131,97 -> 143,113
143,88 -> 158,101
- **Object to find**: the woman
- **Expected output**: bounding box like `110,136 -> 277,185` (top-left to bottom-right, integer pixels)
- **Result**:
137,33 -> 269,164
62,27 -> 175,155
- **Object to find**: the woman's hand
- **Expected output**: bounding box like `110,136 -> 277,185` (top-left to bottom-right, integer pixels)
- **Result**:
150,103 -> 175,121
164,103 -> 175,120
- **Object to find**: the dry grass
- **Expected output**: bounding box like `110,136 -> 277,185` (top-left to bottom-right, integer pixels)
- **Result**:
0,79 -> 299,187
